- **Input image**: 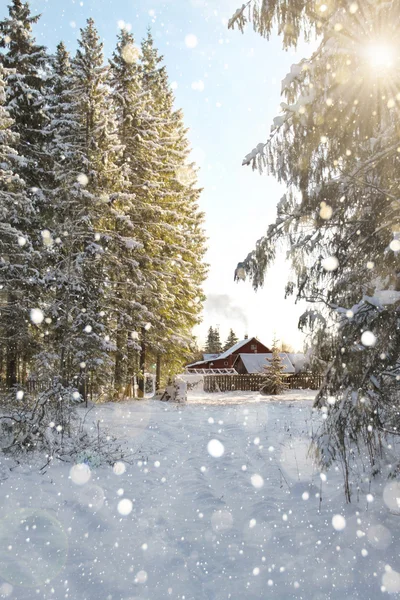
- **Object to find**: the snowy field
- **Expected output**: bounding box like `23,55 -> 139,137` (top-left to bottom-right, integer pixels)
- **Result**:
1,390 -> 400,599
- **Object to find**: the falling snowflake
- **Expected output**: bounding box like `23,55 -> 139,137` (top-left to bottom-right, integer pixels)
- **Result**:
191,80 -> 205,91
113,462 -> 126,476
361,331 -> 376,347
176,165 -> 196,187
211,510 -> 233,531
185,34 -> 198,48
30,308 -> 44,325
382,567 -> 400,594
70,464 -> 91,486
322,256 -> 339,271
135,570 -> 148,584
77,173 -> 89,186
117,499 -> 133,516
41,229 -> 53,247
332,515 -> 346,531
207,439 -> 224,458
250,474 -> 264,489
121,43 -> 140,64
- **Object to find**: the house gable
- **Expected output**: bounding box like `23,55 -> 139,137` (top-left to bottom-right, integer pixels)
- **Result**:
217,337 -> 271,359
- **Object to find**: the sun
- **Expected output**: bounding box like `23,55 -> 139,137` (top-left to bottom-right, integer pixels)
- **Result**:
364,42 -> 396,69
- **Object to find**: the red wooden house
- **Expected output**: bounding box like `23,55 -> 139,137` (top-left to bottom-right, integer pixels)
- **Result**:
186,336 -> 272,372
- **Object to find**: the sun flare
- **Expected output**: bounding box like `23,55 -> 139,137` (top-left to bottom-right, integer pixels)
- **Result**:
365,42 -> 396,69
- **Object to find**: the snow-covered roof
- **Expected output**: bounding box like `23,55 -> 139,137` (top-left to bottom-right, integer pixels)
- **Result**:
185,368 -> 238,375
186,338 -> 266,369
287,353 -> 309,374
217,337 -> 257,360
237,353 -> 295,375
186,359 -> 209,368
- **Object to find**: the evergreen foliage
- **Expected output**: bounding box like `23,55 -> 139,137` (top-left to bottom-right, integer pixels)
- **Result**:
261,337 -> 289,395
0,63 -> 38,388
0,6 -> 207,402
136,31 -> 207,377
223,329 -> 239,351
0,0 -> 49,187
230,0 -> 400,492
0,0 -> 49,387
205,327 -> 223,355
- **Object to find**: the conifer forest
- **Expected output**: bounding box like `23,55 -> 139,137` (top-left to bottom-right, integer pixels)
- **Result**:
1,2 -> 400,599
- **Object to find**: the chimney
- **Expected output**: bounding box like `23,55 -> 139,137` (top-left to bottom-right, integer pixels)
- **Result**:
244,334 -> 248,340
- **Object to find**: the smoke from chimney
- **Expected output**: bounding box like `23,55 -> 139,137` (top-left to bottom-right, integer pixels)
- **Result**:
204,294 -> 248,329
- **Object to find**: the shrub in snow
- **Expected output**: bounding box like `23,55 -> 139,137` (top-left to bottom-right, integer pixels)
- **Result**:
0,382 -> 74,454
0,381 -> 127,467
74,450 -> 103,469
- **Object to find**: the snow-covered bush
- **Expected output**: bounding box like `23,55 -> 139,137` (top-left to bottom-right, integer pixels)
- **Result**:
0,382 -> 127,466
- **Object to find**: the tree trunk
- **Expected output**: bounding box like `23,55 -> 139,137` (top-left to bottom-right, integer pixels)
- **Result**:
0,346 -> 4,384
6,353 -> 17,388
114,325 -> 126,396
124,342 -> 135,397
6,293 -> 18,388
21,354 -> 28,384
60,347 -> 67,388
138,327 -> 146,397
78,366 -> 87,403
156,354 -> 161,390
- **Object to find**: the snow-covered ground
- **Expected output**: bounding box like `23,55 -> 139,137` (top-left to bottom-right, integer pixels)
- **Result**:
1,391 -> 400,599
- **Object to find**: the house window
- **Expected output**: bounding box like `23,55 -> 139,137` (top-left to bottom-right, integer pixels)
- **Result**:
224,361 -> 228,366
251,344 -> 257,352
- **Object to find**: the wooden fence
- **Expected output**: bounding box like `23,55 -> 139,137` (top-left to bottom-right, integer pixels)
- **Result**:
203,373 -> 323,393
1,373 -> 324,396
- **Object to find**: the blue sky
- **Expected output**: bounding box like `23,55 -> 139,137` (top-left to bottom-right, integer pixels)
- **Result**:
12,0 -> 314,350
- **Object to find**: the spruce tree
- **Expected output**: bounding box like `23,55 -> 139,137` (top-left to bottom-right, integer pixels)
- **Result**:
44,20 -> 138,399
0,0 -> 49,388
109,28 -> 155,395
132,31 -> 206,389
212,328 -> 222,354
261,337 -> 289,395
205,326 -> 223,354
0,0 -> 49,187
205,327 -> 216,354
0,12 -> 207,399
230,0 -> 400,490
223,329 -> 239,351
0,64 -> 38,387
